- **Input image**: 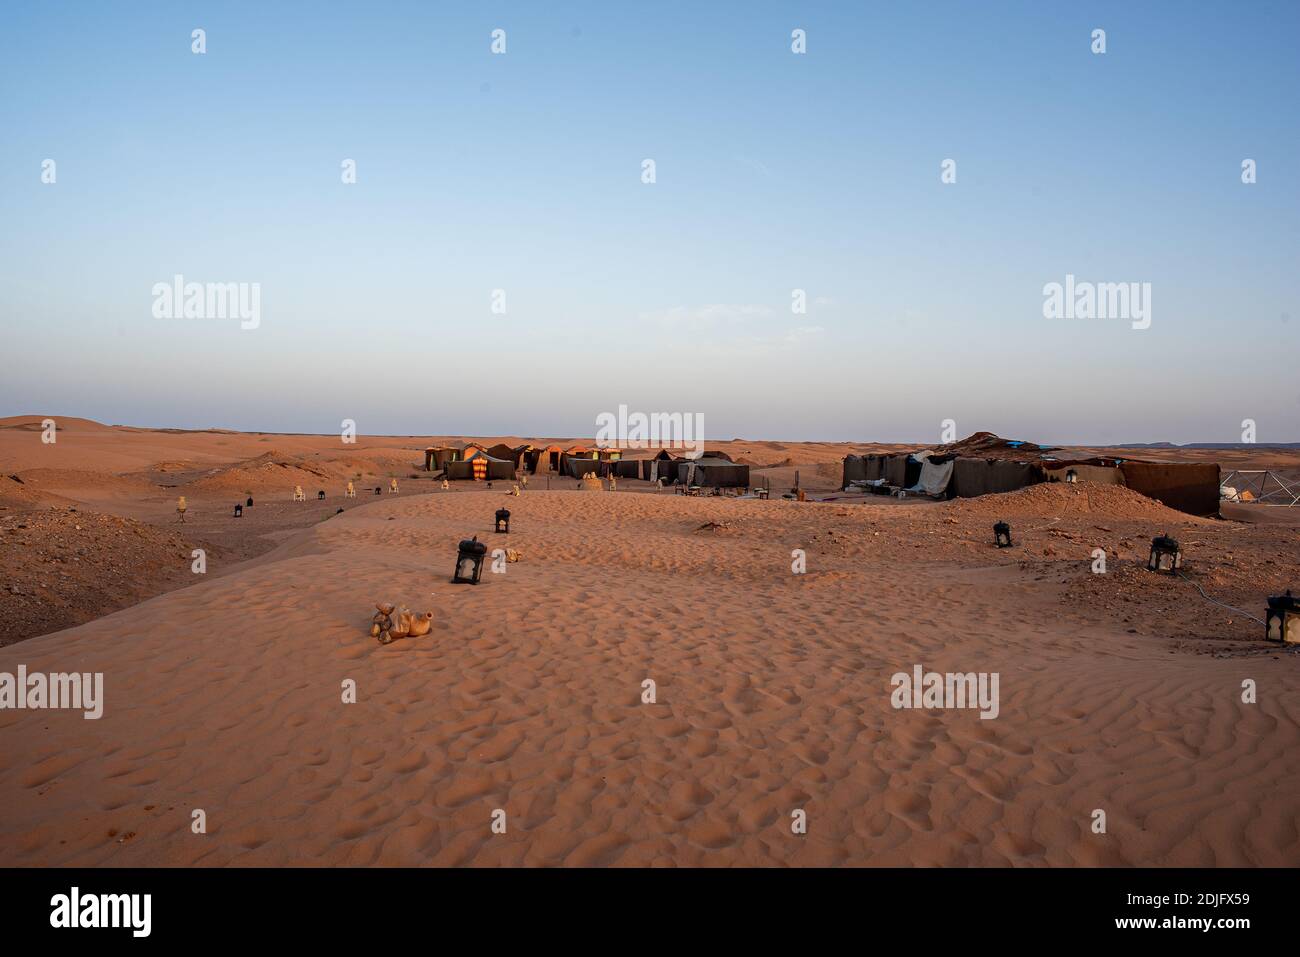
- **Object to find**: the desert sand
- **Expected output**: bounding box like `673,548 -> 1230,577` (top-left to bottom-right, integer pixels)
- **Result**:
1,417 -> 1298,866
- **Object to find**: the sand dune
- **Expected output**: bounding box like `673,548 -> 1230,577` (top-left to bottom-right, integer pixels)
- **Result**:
2,482 -> 1297,866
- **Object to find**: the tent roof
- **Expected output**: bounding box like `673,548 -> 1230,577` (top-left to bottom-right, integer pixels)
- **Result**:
462,447 -> 511,463
931,431 -> 1055,461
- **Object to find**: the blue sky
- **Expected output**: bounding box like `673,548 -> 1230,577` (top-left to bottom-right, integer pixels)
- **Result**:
1,1 -> 1297,444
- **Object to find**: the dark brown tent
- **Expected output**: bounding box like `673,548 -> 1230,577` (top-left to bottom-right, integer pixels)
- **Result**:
884,454 -> 922,489
485,443 -> 521,465
842,455 -> 867,487
842,453 -> 889,488
1119,461 -> 1219,517
526,445 -> 564,473
564,457 -> 601,479
447,449 -> 516,481
1040,458 -> 1125,486
641,450 -> 678,482
675,457 -> 749,488
424,447 -> 461,472
692,459 -> 749,487
949,458 -> 1041,498
558,446 -> 599,475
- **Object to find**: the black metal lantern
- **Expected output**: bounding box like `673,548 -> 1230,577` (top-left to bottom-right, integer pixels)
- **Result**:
994,521 -> 1012,548
246,497 -> 254,507
317,490 -> 325,500
1265,590 -> 1299,644
453,535 -> 487,585
1147,533 -> 1182,574
495,508 -> 510,534
233,504 -> 243,518
374,487 -> 382,495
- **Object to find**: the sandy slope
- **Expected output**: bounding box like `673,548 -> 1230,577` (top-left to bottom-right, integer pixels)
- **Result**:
1,485 -> 1297,867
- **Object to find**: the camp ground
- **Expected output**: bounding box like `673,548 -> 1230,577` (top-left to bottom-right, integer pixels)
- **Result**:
421,432 -> 1219,518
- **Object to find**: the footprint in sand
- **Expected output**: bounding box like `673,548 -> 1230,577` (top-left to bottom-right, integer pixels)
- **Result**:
951,765 -> 1013,803
564,831 -> 631,866
686,817 -> 737,850
435,772 -> 496,808
884,789 -> 933,831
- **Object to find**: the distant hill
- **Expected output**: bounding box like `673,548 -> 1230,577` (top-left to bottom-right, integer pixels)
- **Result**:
1108,442 -> 1300,450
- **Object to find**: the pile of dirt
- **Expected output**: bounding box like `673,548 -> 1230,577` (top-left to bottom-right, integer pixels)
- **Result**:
187,450 -> 425,494
186,452 -> 334,494
939,481 -> 1209,523
0,506 -> 204,646
12,467 -> 159,497
0,474 -> 77,512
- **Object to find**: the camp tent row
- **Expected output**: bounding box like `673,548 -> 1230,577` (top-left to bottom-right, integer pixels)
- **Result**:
557,447 -> 750,487
841,432 -> 1220,517
427,442 -> 750,487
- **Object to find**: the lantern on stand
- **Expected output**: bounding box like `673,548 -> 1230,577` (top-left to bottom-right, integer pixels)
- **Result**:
1265,591 -> 1299,644
453,536 -> 487,585
1147,534 -> 1182,574
993,521 -> 1012,548
233,504 -> 243,518
495,508 -> 510,534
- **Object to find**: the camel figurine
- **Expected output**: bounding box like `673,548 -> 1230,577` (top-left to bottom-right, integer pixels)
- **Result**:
293,485 -> 305,502
371,603 -> 435,644
389,478 -> 399,493
346,481 -> 356,498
